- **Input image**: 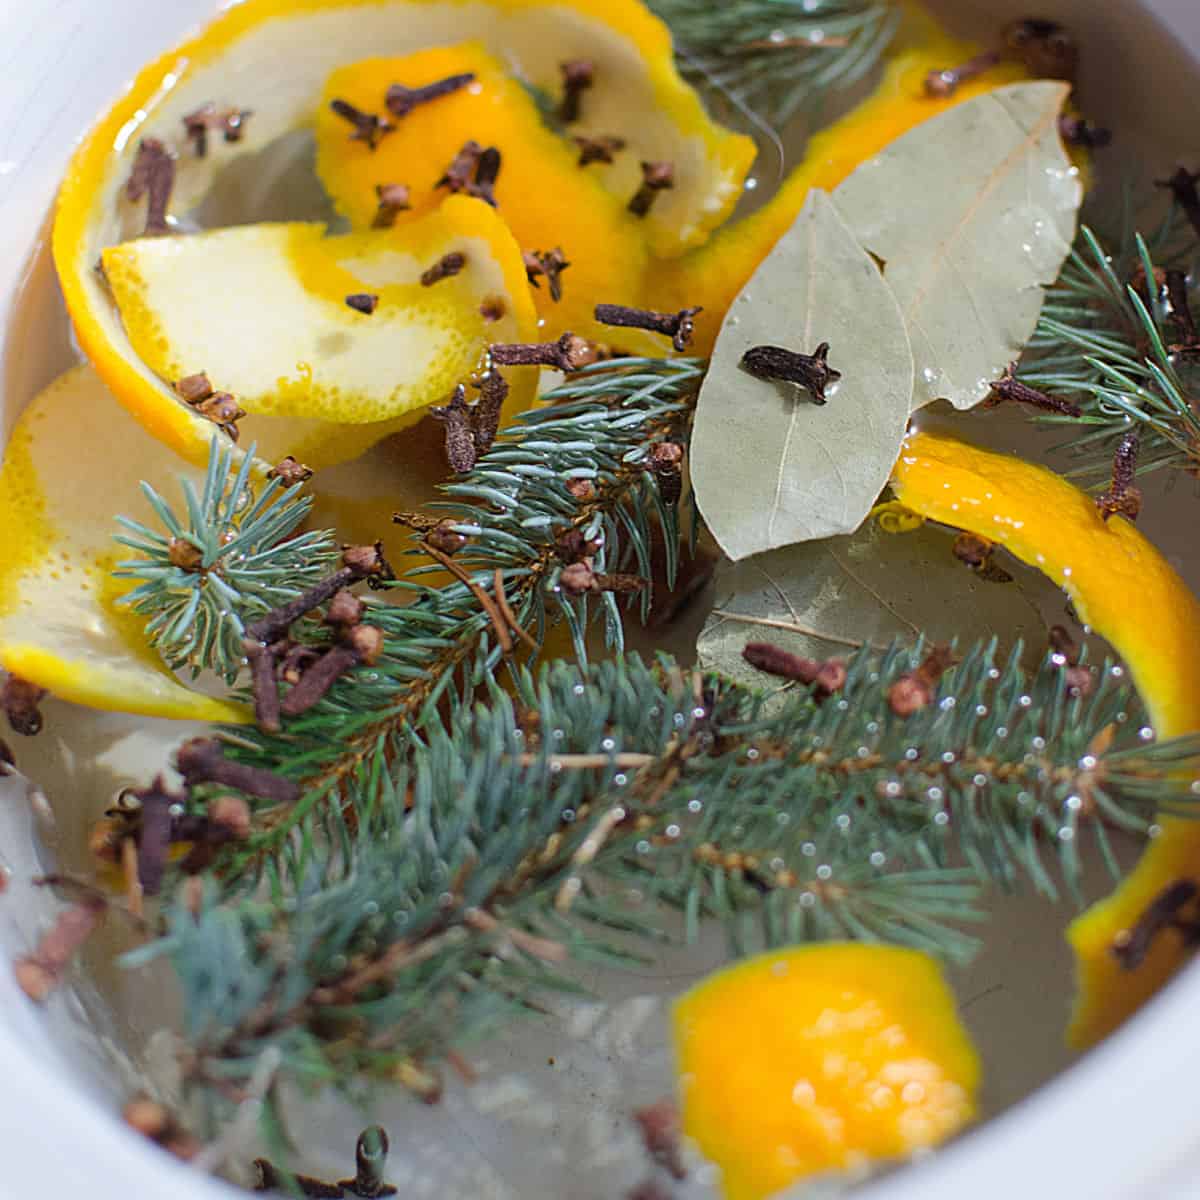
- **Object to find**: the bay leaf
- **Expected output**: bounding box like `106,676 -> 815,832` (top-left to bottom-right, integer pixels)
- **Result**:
696,519 -> 1045,698
690,189 -> 914,562
834,80 -> 1081,412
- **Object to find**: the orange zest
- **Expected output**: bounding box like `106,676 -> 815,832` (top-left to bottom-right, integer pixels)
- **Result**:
891,430 -> 1200,1047
672,943 -> 980,1199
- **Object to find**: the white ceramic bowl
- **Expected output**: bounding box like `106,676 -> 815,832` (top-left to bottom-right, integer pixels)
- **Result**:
0,1 -> 1198,1196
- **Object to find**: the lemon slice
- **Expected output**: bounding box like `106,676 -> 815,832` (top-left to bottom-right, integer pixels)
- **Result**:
891,430 -> 1200,1047
673,944 -> 980,1199
0,366 -> 249,723
52,0 -> 750,465
101,198 -> 535,425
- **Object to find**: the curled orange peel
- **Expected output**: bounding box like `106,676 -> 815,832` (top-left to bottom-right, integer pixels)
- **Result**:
672,943 -> 980,1199
891,430 -> 1200,1048
0,366 -> 250,723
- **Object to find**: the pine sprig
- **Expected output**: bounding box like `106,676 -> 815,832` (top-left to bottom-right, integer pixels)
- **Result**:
648,0 -> 899,129
1022,216 -> 1200,485
214,358 -> 705,865
132,644 -> 1200,1131
113,440 -> 338,682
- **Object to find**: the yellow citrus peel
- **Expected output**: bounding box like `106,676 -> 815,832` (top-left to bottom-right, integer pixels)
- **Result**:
672,943 -> 980,1199
891,430 -> 1200,1047
0,366 -> 250,723
52,0 -> 751,465
101,197 -> 537,426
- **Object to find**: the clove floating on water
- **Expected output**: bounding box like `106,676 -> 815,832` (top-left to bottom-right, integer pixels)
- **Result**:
740,341 -> 840,406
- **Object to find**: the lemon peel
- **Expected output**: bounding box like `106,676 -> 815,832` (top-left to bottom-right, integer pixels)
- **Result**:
890,430 -> 1200,1048
672,943 -> 980,1199
101,198 -> 536,426
0,366 -> 250,723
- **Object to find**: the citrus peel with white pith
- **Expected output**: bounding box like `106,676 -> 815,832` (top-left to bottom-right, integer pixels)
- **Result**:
52,0 -> 752,467
672,943 -> 980,1199
0,366 -> 250,723
891,430 -> 1200,1047
101,197 -> 536,426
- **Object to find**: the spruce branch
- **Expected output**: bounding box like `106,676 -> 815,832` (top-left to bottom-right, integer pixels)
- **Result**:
113,440 -> 338,682
1021,215 -> 1200,486
131,644 -> 1200,1132
648,0 -> 900,129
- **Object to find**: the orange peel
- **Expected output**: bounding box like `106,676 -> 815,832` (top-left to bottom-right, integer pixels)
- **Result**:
672,943 -> 980,1199
0,365 -> 250,723
891,430 -> 1200,1048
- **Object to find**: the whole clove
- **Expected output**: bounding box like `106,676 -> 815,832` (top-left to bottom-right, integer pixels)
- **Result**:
280,625 -> 385,717
1156,166 -> 1200,241
629,161 -> 674,217
987,363 -> 1081,418
431,385 -> 478,472
742,642 -> 845,700
1164,268 -> 1200,356
741,341 -> 840,405
125,138 -> 176,236
372,182 -> 411,228
888,645 -> 956,716
1048,624 -> 1093,698
1057,114 -> 1111,149
574,134 -> 625,167
174,372 -> 214,404
385,72 -> 475,118
182,103 -> 253,156
195,391 -> 246,441
523,248 -> 570,302
2,675 -> 47,736
267,456 -> 314,486
490,332 -> 596,371
14,893 -> 107,1002
594,302 -> 701,352
329,98 -> 394,150
952,531 -> 1013,583
1111,878 -> 1200,970
558,59 -> 594,123
558,558 -> 645,597
420,251 -> 467,286
1003,18 -> 1079,82
1096,431 -> 1142,522
436,140 -> 483,193
468,146 -> 502,206
644,441 -> 684,505
176,737 -> 302,805
471,368 -> 508,455
345,292 -> 379,315
131,776 -> 180,895
923,48 -> 1002,98
124,1096 -> 201,1162
254,1159 -> 345,1198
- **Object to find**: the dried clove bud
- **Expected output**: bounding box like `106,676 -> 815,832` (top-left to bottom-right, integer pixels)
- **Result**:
345,292 -> 379,315
385,72 -> 475,118
986,363 -> 1081,418
124,1096 -> 201,1162
431,385 -> 477,472
558,558 -> 645,597
195,391 -> 246,441
1047,625 -> 1092,696
1002,18 -> 1079,82
741,341 -> 840,405
574,133 -> 626,167
2,675 -> 47,736
420,251 -> 467,286
923,48 -> 1003,98
208,794 -> 253,841
1057,114 -> 1111,149
14,894 -> 107,1002
128,777 -> 178,895
183,103 -> 253,156
629,161 -> 674,217
742,642 -> 845,700
1164,268 -> 1200,356
1096,431 -> 1142,522
436,140 -> 483,193
267,456 -> 314,486
468,146 -> 502,207
523,248 -> 570,302
952,531 -> 1013,583
167,536 -> 204,571
426,520 -> 468,556
254,1159 -> 345,1198
125,138 -> 175,236
337,1126 -> 398,1198
372,182 -> 411,228
644,441 -> 684,504
174,372 -> 214,404
558,59 -> 594,123
1156,166 -> 1200,241
471,368 -> 508,455
244,638 -> 284,733
1111,878 -> 1200,970
555,528 -> 597,564
329,98 -> 394,149
280,625 -> 385,717
888,645 -> 956,716
176,737 -> 302,805
490,331 -> 596,372
325,589 -> 366,629
633,1099 -> 686,1181
594,302 -> 701,352
277,641 -> 322,686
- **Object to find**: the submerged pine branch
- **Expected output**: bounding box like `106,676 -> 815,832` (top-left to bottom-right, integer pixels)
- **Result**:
1021,213 -> 1200,486
648,0 -> 899,129
132,645 -> 1199,1130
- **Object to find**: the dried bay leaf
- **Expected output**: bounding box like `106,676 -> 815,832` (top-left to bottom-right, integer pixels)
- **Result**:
697,520 -> 1045,698
835,80 -> 1081,412
690,189 -> 914,562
